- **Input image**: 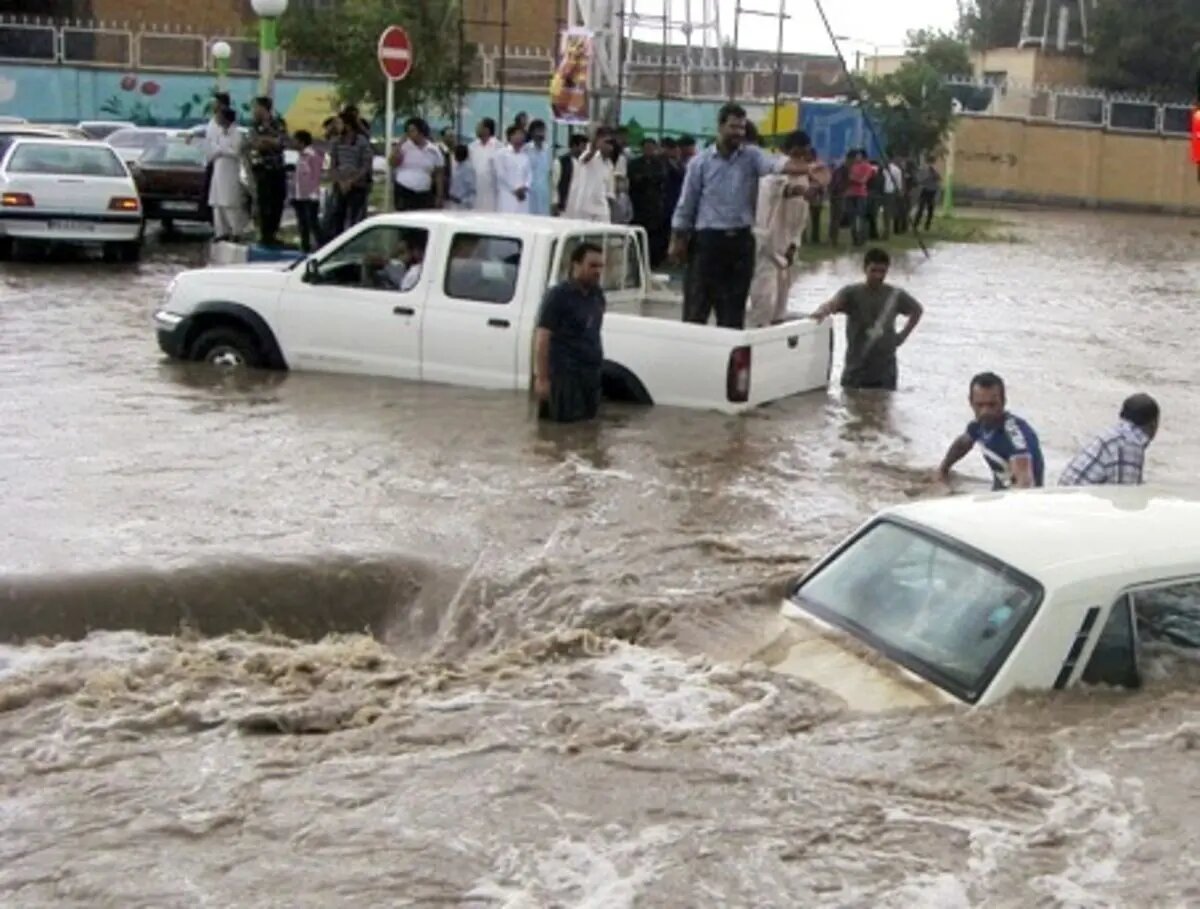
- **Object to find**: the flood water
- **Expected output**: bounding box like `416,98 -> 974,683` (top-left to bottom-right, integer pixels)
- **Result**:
2,210 -> 1199,906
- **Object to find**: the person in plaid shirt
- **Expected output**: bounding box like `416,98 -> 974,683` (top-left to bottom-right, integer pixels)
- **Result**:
1059,394 -> 1160,487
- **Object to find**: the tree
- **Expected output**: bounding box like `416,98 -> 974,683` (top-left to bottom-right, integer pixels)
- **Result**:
957,0 -> 1026,51
279,0 -> 472,120
1088,0 -> 1200,98
858,33 -> 969,159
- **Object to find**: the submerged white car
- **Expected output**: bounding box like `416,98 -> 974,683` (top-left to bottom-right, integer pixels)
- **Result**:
767,486 -> 1200,710
0,138 -> 143,262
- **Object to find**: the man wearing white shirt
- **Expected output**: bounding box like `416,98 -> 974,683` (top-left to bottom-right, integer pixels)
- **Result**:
881,158 -> 904,239
390,117 -> 445,211
493,125 -> 532,214
564,128 -> 614,222
468,117 -> 501,212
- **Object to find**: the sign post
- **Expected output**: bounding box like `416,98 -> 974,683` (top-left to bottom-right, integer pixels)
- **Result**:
378,25 -> 413,213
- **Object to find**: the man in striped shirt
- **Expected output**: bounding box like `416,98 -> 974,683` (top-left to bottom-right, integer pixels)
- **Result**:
1059,394 -> 1160,487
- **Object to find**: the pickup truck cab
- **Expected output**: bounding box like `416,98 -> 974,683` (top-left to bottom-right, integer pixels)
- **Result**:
763,486 -> 1200,711
154,213 -> 833,413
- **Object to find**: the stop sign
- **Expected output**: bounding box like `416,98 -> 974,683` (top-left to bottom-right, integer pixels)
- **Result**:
378,26 -> 412,82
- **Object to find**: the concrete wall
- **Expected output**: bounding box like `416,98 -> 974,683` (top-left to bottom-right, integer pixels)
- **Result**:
954,115 -> 1200,214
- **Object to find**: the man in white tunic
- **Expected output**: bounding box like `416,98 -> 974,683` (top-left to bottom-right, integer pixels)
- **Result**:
564,127 -> 614,222
207,107 -> 246,241
493,125 -> 532,215
468,117 -> 501,212
747,131 -> 824,327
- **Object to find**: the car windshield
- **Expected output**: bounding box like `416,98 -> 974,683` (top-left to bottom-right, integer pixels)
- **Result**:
791,519 -> 1042,702
141,141 -> 205,166
108,130 -> 165,148
7,142 -> 127,177
81,124 -> 128,140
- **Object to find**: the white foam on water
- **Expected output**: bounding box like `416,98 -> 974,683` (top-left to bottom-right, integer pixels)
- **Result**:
467,823 -> 677,909
0,630 -> 153,681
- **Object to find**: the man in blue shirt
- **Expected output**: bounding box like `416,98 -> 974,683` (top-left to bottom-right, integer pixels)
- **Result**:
669,103 -> 825,329
534,242 -> 607,423
938,372 -> 1045,490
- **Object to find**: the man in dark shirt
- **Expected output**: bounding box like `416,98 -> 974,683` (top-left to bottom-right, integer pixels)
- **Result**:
535,242 -> 606,423
628,137 -> 668,267
939,372 -> 1045,490
249,95 -> 288,246
809,247 -> 924,390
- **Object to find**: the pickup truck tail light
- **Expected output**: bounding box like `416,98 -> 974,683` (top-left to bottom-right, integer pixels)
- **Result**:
1,192 -> 34,207
108,196 -> 140,212
727,345 -> 752,403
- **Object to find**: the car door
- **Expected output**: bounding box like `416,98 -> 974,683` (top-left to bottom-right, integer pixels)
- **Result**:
420,231 -> 525,389
275,223 -> 429,379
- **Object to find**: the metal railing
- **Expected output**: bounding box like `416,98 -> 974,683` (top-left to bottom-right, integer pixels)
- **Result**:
946,75 -> 1194,136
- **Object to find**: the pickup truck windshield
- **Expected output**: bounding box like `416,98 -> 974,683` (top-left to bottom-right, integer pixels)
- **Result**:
792,520 -> 1042,702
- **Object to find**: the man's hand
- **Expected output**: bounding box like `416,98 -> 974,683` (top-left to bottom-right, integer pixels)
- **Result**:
809,303 -> 831,323
516,188 -> 528,202
534,375 -> 551,402
668,234 -> 688,265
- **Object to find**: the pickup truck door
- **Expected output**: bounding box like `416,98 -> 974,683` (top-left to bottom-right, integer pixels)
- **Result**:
420,231 -> 524,389
278,223 -> 426,379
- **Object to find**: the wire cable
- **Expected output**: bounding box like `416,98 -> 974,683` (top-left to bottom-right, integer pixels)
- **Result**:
808,0 -> 933,260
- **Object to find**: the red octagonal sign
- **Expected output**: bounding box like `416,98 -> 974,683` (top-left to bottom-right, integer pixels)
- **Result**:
378,26 -> 412,82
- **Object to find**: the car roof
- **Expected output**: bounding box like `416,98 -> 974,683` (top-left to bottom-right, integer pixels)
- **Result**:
369,211 -> 639,238
880,486 -> 1200,585
5,137 -> 123,152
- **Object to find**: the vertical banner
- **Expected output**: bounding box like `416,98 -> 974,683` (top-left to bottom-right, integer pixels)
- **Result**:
550,27 -> 592,125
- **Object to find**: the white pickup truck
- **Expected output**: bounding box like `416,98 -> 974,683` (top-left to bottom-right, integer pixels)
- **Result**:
154,212 -> 833,413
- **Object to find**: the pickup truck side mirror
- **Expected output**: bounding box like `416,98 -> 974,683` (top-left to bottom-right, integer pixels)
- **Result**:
303,258 -> 321,284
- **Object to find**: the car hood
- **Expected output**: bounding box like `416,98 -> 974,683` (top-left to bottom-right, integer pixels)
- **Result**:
756,604 -> 959,712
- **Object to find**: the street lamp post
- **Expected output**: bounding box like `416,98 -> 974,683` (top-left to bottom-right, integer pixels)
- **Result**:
211,41 -> 232,93
250,0 -> 289,100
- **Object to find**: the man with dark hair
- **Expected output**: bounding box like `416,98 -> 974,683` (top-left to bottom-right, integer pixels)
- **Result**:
677,134 -> 697,165
628,136 -> 668,266
1060,394 -> 1160,486
553,133 -> 588,215
494,124 -> 531,214
524,118 -> 552,215
748,129 -> 815,327
661,137 -> 685,225
939,372 -> 1045,490
470,117 -> 501,212
670,103 -> 822,329
391,116 -> 445,211
810,247 -> 923,390
249,95 -> 288,246
534,242 -> 607,423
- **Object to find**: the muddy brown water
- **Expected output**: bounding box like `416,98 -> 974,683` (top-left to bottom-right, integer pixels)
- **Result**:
2,211 -> 1200,906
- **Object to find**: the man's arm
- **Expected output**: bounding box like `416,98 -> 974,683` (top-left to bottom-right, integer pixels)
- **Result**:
668,156 -> 703,261
534,328 -> 552,401
434,163 -> 446,208
1009,454 -> 1036,489
939,433 -> 974,480
895,293 -> 924,347
810,289 -> 846,322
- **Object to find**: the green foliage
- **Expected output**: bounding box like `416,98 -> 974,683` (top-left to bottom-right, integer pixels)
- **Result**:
956,0 -> 1025,51
859,32 -> 969,160
278,0 -> 472,119
1088,0 -> 1200,98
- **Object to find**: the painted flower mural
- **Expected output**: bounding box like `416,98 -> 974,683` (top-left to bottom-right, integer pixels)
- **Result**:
99,74 -> 237,127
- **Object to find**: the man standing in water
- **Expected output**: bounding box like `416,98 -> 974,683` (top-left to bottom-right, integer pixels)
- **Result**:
939,372 -> 1045,490
1059,393 -> 1160,486
809,248 -> 924,390
534,243 -> 607,424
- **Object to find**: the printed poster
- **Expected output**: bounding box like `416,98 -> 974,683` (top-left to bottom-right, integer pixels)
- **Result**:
550,27 -> 592,125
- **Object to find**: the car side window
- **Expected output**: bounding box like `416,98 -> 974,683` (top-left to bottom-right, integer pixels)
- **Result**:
444,232 -> 521,304
1081,597 -> 1140,689
315,226 -> 429,293
557,233 -> 640,293
1132,580 -> 1200,650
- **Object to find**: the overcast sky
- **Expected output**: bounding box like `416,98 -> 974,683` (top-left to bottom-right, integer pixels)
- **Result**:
629,0 -> 959,57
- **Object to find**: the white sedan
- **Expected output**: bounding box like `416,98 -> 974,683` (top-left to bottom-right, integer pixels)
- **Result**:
105,127 -> 178,165
767,486 -> 1200,710
0,138 -> 144,262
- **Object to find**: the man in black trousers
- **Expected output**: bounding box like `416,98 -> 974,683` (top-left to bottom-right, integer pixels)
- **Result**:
668,103 -> 823,329
248,96 -> 288,246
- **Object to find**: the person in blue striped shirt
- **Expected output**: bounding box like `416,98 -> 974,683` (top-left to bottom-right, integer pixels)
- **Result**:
939,372 -> 1045,490
668,103 -> 826,329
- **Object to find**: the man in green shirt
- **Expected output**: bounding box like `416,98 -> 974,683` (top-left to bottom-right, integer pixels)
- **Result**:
809,247 -> 924,390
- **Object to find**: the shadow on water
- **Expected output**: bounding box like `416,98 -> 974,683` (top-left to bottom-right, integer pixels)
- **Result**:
0,555 -> 449,644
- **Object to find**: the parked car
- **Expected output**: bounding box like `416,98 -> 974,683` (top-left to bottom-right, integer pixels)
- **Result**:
106,127 -> 177,165
132,137 -> 210,231
0,138 -> 144,262
0,116 -> 29,125
153,213 -> 833,413
768,487 -> 1200,710
0,125 -> 86,159
78,120 -> 137,141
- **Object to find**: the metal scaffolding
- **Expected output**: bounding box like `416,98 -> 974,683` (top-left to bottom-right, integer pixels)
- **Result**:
1019,0 -> 1095,52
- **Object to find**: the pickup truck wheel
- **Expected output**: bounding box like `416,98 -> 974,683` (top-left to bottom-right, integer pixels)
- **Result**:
191,327 -> 263,369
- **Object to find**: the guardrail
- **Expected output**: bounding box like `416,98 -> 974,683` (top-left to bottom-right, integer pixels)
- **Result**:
946,76 -> 1194,137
